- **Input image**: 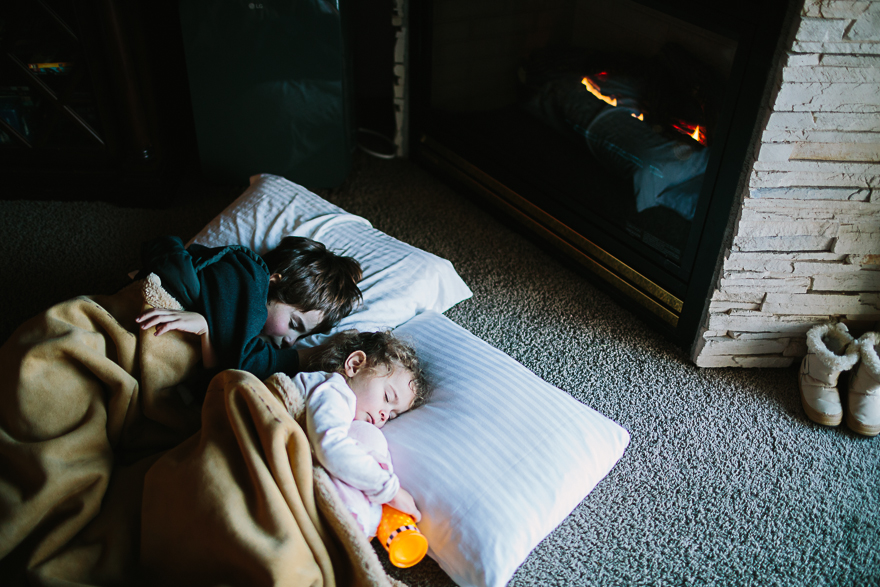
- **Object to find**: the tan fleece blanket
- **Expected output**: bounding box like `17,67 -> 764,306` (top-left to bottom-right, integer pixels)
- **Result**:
0,275 -> 405,587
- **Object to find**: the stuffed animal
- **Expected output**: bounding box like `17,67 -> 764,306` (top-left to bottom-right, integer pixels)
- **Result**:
332,421 -> 427,568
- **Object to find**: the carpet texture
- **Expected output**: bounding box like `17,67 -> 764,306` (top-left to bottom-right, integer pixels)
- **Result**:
1,152 -> 878,586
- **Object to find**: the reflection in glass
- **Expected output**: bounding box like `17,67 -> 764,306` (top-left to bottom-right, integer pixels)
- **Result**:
428,0 -> 737,264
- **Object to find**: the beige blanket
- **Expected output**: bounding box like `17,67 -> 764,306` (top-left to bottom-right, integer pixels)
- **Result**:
0,275 -> 404,586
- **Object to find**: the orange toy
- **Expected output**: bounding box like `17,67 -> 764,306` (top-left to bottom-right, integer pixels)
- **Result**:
374,504 -> 429,568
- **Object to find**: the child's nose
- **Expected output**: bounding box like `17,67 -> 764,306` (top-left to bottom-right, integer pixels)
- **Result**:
282,334 -> 296,347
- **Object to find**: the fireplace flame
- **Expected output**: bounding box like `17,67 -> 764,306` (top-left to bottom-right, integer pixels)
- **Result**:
582,75 -> 707,145
582,75 -> 644,121
581,77 -> 617,107
673,121 -> 708,146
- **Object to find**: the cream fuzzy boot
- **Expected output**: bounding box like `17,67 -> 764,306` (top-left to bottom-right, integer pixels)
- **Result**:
847,332 -> 880,437
799,323 -> 859,427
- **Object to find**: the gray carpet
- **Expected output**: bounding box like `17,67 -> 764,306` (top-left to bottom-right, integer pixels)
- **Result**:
2,152 -> 878,586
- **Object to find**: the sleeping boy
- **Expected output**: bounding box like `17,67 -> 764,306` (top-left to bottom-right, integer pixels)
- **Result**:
134,235 -> 362,394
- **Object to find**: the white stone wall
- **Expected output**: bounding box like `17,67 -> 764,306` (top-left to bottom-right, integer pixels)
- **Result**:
693,0 -> 880,368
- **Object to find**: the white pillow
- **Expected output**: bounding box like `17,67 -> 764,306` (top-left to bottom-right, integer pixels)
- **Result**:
188,174 -> 473,347
386,311 -> 631,587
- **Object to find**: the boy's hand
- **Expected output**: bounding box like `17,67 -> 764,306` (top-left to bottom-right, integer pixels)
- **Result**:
137,308 -> 208,337
137,308 -> 217,369
388,488 -> 421,523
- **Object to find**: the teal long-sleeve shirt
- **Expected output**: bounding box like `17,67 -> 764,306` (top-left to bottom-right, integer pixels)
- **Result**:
137,236 -> 301,386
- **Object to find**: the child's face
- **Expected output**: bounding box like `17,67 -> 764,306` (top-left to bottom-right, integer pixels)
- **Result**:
262,300 -> 324,348
344,353 -> 416,428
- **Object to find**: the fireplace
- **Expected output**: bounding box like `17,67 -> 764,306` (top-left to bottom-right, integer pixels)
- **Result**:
407,0 -> 791,346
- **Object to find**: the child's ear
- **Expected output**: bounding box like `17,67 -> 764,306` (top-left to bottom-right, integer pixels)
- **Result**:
269,273 -> 282,285
343,350 -> 368,377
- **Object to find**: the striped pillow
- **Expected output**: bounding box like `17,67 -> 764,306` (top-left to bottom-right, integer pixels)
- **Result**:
386,311 -> 630,587
189,174 -> 473,347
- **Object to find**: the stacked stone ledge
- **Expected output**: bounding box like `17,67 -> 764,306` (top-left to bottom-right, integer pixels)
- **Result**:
693,0 -> 880,368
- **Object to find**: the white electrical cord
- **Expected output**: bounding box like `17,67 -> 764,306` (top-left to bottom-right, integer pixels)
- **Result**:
356,127 -> 397,159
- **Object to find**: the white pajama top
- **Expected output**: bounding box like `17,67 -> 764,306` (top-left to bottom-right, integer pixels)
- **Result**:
293,371 -> 400,505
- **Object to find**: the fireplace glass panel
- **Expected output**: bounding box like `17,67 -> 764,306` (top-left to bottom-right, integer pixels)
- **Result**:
425,0 -> 738,272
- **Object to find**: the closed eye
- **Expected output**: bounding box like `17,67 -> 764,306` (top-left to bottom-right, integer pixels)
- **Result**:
385,390 -> 397,420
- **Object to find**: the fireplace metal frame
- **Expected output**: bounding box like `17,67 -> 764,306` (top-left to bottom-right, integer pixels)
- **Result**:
407,0 -> 790,346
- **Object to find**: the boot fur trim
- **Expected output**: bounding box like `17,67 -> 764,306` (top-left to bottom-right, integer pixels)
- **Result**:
856,332 -> 880,377
805,323 -> 859,371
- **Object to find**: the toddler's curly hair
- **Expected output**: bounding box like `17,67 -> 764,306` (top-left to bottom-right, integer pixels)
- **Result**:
317,330 -> 431,410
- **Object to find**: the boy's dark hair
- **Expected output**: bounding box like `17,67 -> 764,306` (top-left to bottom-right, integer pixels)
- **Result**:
317,330 -> 431,410
262,236 -> 363,335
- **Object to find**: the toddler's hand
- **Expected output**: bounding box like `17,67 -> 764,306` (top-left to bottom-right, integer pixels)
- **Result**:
388,488 -> 421,523
136,308 -> 208,337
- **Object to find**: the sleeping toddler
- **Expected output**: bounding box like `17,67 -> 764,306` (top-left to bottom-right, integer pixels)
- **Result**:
290,329 -> 431,528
